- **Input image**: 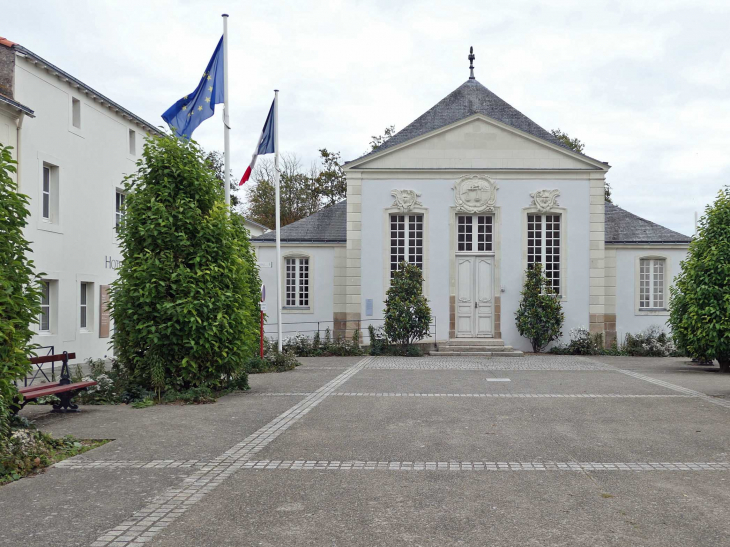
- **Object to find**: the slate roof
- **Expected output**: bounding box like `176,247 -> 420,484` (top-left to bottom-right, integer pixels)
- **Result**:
605,202 -> 691,244
350,78 -> 582,164
252,201 -> 347,243
253,200 -> 690,245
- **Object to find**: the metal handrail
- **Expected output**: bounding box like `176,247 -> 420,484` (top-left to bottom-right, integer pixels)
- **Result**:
262,317 -> 437,342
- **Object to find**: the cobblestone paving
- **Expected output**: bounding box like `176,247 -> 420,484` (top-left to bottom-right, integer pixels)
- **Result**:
365,356 -> 612,370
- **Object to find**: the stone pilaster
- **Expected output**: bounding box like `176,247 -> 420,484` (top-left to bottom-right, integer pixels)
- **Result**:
589,173 -> 606,342
336,170 -> 362,339
604,246 -> 617,346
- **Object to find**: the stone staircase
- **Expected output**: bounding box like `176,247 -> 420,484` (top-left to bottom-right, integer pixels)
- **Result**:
429,339 -> 524,357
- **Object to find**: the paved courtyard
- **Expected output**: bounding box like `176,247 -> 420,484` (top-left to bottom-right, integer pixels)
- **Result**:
3,355 -> 730,546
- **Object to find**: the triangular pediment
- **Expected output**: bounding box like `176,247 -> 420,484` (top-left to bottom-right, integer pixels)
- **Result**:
348,115 -> 607,171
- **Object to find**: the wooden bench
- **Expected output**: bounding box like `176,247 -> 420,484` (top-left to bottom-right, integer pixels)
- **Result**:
15,352 -> 97,413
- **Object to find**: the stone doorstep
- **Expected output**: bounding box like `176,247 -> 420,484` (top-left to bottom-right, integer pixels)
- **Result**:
429,351 -> 525,357
435,345 -> 515,351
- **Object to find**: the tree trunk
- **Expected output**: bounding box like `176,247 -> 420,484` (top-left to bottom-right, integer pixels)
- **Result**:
719,355 -> 730,373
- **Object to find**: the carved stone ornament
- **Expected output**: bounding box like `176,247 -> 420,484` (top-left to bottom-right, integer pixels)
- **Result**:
391,189 -> 422,212
453,175 -> 498,213
530,189 -> 560,212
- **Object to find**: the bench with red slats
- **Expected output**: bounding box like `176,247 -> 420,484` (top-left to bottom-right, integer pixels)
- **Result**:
16,352 -> 97,413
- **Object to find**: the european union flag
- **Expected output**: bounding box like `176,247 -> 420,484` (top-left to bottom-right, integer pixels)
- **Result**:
162,36 -> 224,139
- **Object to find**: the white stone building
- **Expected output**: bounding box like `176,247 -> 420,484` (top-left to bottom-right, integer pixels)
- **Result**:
0,36 -> 158,362
253,66 -> 691,352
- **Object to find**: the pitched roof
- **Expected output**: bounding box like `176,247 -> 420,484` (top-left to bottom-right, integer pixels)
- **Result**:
605,202 -> 691,244
0,92 -> 34,117
252,201 -> 347,243
350,78 -> 584,164
254,200 -> 690,246
2,38 -> 159,134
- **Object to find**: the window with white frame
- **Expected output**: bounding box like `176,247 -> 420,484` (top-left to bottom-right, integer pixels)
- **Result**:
640,258 -> 665,309
42,166 -> 51,220
39,281 -> 51,332
72,97 -> 81,128
527,213 -> 561,294
80,282 -> 89,329
457,215 -> 492,252
390,214 -> 423,277
285,257 -> 309,307
115,190 -> 126,231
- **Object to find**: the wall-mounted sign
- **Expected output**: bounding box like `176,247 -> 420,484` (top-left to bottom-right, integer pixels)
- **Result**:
105,256 -> 123,269
99,285 -> 111,338
260,303 -> 267,311
257,261 -> 273,268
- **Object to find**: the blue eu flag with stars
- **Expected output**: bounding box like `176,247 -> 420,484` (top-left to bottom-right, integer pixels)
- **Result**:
162,36 -> 224,139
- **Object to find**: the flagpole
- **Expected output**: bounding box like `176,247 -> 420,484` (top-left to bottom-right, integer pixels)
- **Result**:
222,14 -> 231,208
274,90 -> 283,351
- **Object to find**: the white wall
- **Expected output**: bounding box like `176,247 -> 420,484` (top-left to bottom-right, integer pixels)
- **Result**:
254,244 -> 339,341
360,176 -> 592,351
614,246 -> 688,340
14,58 -> 151,363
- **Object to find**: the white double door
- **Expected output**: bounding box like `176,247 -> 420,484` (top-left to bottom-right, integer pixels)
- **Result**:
456,255 -> 494,338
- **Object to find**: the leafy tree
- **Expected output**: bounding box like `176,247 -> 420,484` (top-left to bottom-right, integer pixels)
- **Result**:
203,150 -> 240,208
369,125 -> 396,152
669,187 -> 730,372
0,144 -> 42,437
383,262 -> 432,347
244,150 -> 346,228
110,133 -> 261,392
515,264 -> 564,352
551,128 -> 585,154
550,128 -> 613,203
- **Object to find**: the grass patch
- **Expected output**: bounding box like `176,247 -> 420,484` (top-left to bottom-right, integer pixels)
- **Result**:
1,421 -> 110,486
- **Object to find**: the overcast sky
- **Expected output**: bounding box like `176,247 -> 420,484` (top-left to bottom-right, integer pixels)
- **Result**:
6,0 -> 730,235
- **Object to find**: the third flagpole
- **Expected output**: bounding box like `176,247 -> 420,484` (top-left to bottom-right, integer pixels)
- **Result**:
222,14 -> 231,207
274,90 -> 283,351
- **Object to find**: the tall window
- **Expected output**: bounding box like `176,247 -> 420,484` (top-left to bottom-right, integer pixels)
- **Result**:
128,129 -> 136,155
42,166 -> 51,220
640,258 -> 665,309
457,215 -> 492,252
72,97 -> 81,128
285,257 -> 309,307
115,191 -> 126,231
527,214 -> 561,294
39,281 -> 50,332
390,214 -> 423,277
80,282 -> 88,329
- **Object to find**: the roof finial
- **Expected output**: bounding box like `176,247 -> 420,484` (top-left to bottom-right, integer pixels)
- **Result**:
468,46 -> 475,80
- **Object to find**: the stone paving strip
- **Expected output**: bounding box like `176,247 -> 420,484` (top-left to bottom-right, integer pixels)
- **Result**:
89,356 -> 374,547
55,459 -> 207,470
366,356 -> 612,371
614,368 -> 730,410
243,392 -> 314,396
236,460 -> 730,472
331,392 -> 695,398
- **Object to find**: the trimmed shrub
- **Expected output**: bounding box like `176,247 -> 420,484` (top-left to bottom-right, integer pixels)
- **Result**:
110,133 -> 261,391
0,144 -> 42,439
515,264 -> 564,352
669,187 -> 730,371
384,262 -> 432,347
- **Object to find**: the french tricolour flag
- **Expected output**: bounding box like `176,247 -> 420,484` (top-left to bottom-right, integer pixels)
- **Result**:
239,98 -> 276,185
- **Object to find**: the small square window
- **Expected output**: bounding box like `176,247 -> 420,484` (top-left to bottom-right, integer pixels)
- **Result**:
72,97 -> 81,128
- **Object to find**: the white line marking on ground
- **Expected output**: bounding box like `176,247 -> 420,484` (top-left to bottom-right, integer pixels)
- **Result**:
486,378 -> 511,382
615,368 -> 730,410
330,393 -> 694,398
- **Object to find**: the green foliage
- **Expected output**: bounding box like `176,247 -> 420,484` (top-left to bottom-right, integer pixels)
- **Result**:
1,420 -> 109,485
550,128 -> 584,154
384,262 -> 432,348
281,332 -> 362,357
551,325 -> 676,357
244,150 -> 346,229
515,264 -> 564,352
0,144 -> 43,440
244,340 -> 300,373
669,188 -> 730,371
110,133 -> 261,391
203,150 -> 240,208
367,324 -> 424,356
369,125 -> 396,152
